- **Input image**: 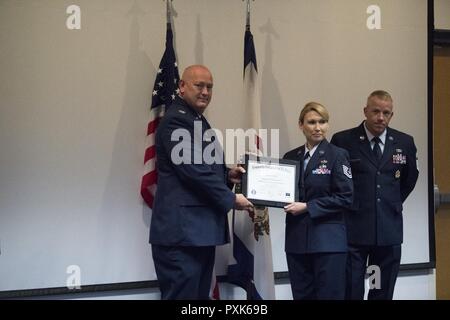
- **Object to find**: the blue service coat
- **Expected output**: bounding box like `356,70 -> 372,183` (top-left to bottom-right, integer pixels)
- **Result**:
149,97 -> 235,246
283,139 -> 353,254
330,122 -> 419,246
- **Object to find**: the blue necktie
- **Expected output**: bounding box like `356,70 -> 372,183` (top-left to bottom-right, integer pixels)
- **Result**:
372,137 -> 382,162
300,151 -> 310,201
303,151 -> 310,172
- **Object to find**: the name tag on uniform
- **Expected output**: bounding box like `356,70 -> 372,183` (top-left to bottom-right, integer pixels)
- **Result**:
392,153 -> 406,164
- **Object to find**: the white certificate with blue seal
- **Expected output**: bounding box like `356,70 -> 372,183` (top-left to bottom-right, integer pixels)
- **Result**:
241,155 -> 299,208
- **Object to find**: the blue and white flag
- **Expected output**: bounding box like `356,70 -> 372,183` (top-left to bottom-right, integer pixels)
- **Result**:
227,24 -> 275,300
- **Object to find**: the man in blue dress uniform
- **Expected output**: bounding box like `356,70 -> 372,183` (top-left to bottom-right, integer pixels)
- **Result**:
150,65 -> 254,299
331,90 -> 419,300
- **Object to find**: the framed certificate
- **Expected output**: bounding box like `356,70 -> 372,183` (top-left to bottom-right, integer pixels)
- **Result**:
241,155 -> 300,208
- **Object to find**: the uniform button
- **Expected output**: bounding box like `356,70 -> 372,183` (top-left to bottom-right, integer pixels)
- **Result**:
377,198 -> 381,202
377,185 -> 381,189
377,171 -> 381,175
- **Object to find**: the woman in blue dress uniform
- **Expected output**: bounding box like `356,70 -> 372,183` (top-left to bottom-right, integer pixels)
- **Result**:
283,102 -> 353,300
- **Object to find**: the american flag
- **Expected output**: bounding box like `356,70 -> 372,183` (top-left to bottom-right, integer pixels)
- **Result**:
140,22 -> 180,208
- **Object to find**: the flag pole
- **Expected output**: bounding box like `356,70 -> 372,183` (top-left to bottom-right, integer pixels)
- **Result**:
244,0 -> 254,30
166,0 -> 172,27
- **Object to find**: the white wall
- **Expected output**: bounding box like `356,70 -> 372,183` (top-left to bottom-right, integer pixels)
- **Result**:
435,0 -> 450,29
30,270 -> 435,300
